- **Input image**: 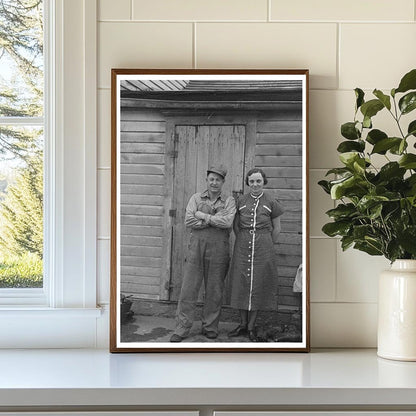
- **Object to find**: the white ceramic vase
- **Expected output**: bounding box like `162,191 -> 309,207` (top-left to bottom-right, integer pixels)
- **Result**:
378,259 -> 416,361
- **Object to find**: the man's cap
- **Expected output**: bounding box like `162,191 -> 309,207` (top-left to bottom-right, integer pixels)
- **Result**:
207,165 -> 227,179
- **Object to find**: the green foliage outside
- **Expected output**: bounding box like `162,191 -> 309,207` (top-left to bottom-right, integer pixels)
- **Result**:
0,0 -> 44,288
0,252 -> 42,288
319,69 -> 416,263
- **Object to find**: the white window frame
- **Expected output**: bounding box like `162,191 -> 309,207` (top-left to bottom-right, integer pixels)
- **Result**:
0,0 -> 101,348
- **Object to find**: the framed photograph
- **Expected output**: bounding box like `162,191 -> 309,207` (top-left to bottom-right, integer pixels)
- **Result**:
110,69 -> 310,352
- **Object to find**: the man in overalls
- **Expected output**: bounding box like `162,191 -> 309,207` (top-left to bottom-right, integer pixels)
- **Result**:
170,166 -> 236,342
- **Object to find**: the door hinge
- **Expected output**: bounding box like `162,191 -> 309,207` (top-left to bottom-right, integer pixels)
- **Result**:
168,150 -> 178,158
169,209 -> 177,218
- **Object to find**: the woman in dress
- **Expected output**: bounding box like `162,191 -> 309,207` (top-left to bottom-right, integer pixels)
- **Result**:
228,168 -> 284,342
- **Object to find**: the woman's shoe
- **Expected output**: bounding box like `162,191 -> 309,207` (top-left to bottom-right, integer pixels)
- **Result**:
248,329 -> 258,342
228,325 -> 247,337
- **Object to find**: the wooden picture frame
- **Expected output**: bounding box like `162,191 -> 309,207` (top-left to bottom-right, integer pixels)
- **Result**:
110,69 -> 310,352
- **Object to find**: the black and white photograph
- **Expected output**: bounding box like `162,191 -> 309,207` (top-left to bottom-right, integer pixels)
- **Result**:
110,69 -> 309,352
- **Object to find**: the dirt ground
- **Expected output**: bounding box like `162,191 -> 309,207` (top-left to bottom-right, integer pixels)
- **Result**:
121,313 -> 302,344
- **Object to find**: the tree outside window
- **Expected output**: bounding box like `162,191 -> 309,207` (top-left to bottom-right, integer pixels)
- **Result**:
0,0 -> 44,288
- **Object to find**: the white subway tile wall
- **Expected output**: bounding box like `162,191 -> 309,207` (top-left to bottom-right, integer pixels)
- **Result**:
196,23 -> 338,89
97,0 -> 416,347
132,0 -> 269,21
99,0 -> 131,21
270,0 -> 414,22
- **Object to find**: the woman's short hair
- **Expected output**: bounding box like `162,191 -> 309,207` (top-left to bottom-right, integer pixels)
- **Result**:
245,168 -> 268,186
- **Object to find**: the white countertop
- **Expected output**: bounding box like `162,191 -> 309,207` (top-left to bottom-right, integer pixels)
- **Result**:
1,348 -> 416,408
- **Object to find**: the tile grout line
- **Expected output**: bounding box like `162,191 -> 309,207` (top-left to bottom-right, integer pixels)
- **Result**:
98,19 -> 415,24
130,0 -> 133,20
333,228 -> 338,303
193,22 -> 197,68
336,22 -> 340,90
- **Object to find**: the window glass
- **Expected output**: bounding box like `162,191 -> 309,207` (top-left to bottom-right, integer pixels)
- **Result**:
0,0 -> 44,289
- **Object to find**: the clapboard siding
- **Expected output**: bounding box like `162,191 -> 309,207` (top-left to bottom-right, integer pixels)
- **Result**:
122,205 -> 164,216
121,235 -> 163,247
281,221 -> 302,233
255,155 -> 302,167
121,109 -> 165,121
256,144 -> 302,156
121,266 -> 162,277
262,166 -> 302,178
122,275 -> 163,286
120,111 -> 166,297
121,194 -> 164,205
121,215 -> 163,226
121,174 -> 164,185
121,184 -> 164,195
121,132 -> 165,143
275,244 -> 302,256
121,282 -> 160,296
120,121 -> 165,132
120,164 -> 165,175
121,225 -> 164,237
257,132 -> 302,145
277,232 -> 302,245
267,178 -> 302,189
257,120 -> 302,133
121,142 -> 165,154
255,114 -> 303,310
121,256 -> 161,268
121,245 -> 163,257
121,153 -> 164,164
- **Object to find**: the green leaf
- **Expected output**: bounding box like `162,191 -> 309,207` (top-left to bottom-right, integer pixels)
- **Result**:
341,122 -> 361,140
354,241 -> 383,256
352,224 -> 373,240
389,139 -> 408,155
318,180 -> 331,194
353,158 -> 367,174
371,137 -> 402,154
326,203 -> 357,220
355,88 -> 365,110
330,175 -> 364,200
360,99 -> 384,119
378,162 -> 406,181
395,69 -> 416,94
369,203 -> 383,220
408,120 -> 416,138
322,221 -> 351,237
339,152 -> 361,167
399,154 -> 416,169
398,227 -> 416,255
363,116 -> 372,129
366,129 -> 388,145
386,240 -> 402,262
357,195 -> 389,212
325,167 -> 351,176
399,92 -> 416,115
373,89 -> 391,110
337,140 -> 365,153
341,235 -> 355,251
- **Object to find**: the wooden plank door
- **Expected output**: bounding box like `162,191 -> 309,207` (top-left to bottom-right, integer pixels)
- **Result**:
169,124 -> 246,301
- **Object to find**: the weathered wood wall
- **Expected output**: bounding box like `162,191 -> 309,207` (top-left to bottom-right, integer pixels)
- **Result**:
120,109 -> 166,299
120,106 -> 303,311
255,110 -> 303,311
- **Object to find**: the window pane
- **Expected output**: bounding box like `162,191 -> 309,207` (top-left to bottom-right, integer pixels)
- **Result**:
0,0 -> 44,117
0,126 -> 43,288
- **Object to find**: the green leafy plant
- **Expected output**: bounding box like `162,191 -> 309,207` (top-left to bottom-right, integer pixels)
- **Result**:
319,69 -> 416,262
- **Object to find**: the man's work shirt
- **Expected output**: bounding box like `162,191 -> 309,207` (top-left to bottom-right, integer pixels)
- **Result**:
185,190 -> 236,230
